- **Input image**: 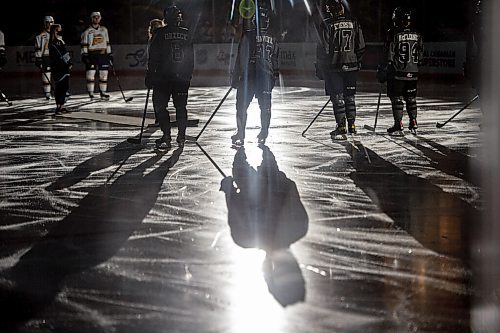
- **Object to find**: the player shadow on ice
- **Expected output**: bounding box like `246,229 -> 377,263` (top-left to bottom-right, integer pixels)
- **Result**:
220,145 -> 309,307
0,147 -> 183,332
345,141 -> 479,262
402,136 -> 481,187
46,127 -> 158,191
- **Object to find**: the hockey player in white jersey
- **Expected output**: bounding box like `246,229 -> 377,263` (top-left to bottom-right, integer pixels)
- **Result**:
0,30 -> 6,69
81,11 -> 112,100
35,16 -> 54,100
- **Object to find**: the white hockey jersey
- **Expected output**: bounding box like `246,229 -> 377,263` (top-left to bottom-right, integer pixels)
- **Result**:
35,31 -> 50,58
0,30 -> 5,52
81,25 -> 111,55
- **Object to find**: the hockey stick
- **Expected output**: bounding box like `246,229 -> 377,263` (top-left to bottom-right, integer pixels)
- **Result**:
0,89 -> 13,106
301,99 -> 330,136
195,141 -> 227,178
109,60 -> 133,103
436,94 -> 479,128
193,87 -> 233,141
127,88 -> 150,144
364,87 -> 383,132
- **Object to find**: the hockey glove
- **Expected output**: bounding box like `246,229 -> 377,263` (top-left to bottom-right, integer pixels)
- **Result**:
34,57 -> 43,69
314,62 -> 324,80
376,65 -> 387,84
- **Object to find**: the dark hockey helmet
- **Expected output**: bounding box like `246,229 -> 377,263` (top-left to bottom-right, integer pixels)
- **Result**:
164,5 -> 183,26
392,7 -> 411,28
326,0 -> 344,17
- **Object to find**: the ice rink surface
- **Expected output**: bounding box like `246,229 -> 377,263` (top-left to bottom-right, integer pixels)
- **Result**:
0,84 -> 482,332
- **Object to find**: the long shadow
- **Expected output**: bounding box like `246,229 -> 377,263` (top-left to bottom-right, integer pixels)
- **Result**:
46,127 -> 157,191
346,141 -> 478,262
0,147 -> 183,332
404,135 -> 481,187
220,145 -> 309,306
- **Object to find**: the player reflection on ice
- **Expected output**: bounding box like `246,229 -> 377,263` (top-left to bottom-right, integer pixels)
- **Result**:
220,145 -> 308,306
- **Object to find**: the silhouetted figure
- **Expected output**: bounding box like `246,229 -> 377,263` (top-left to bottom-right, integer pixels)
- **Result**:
220,145 -> 308,306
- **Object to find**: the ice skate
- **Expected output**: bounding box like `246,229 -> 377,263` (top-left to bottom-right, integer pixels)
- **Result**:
387,121 -> 404,136
100,92 -> 110,100
231,132 -> 244,147
408,119 -> 418,135
155,134 -> 172,150
257,130 -> 267,145
176,135 -> 186,147
330,123 -> 347,140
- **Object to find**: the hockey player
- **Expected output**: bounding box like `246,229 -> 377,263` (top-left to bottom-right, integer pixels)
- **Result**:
49,24 -> 72,115
35,16 -> 54,100
81,11 -> 112,100
378,7 -> 423,135
465,0 -> 482,96
317,0 -> 365,137
231,1 -> 280,146
0,30 -> 6,69
145,5 -> 194,149
147,18 -> 165,127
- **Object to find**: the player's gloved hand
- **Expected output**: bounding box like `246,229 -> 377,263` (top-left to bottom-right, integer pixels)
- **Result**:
81,54 -> 90,66
219,176 -> 234,193
314,62 -> 324,80
34,57 -> 43,68
376,64 -> 387,83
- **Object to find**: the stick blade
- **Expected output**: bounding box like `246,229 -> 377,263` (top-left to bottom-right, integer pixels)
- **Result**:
125,97 -> 134,103
363,124 -> 375,131
436,122 -> 444,128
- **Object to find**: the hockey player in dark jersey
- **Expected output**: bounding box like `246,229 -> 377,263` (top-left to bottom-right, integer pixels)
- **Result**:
48,24 -> 72,114
231,1 -> 280,146
146,5 -> 194,149
378,7 -> 423,135
317,0 -> 365,137
465,0 -> 482,95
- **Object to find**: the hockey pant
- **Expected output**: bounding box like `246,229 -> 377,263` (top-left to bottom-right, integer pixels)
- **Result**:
235,74 -> 273,139
53,71 -> 69,106
325,71 -> 357,125
153,80 -> 190,138
40,56 -> 52,97
85,53 -> 110,94
388,79 -> 418,122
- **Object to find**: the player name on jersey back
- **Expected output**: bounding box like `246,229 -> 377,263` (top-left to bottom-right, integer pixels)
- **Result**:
164,32 -> 187,40
256,35 -> 274,44
397,33 -> 419,42
334,21 -> 354,30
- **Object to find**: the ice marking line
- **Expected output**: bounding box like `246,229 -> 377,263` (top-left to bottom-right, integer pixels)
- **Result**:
211,231 -> 222,248
129,226 -> 203,240
59,295 -> 116,328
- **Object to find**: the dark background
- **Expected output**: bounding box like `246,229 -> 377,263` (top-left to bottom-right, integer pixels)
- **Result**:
0,0 -> 473,46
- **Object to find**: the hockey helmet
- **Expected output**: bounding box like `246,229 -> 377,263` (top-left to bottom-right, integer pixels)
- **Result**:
392,7 -> 411,28
164,6 -> 183,26
90,11 -> 101,18
44,16 -> 54,24
326,0 -> 344,17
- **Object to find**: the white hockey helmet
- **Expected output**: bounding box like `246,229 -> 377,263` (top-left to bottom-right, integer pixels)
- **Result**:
44,16 -> 54,23
90,11 -> 101,18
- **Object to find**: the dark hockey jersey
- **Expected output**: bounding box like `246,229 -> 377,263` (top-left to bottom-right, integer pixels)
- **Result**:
385,28 -> 423,80
232,26 -> 279,83
327,15 -> 365,72
148,25 -> 194,82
